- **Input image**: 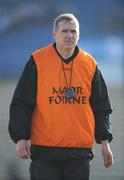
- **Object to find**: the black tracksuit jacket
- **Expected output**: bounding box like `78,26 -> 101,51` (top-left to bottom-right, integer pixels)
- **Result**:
8,44 -> 113,161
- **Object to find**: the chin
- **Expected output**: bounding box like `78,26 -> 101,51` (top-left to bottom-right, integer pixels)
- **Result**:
64,44 -> 75,50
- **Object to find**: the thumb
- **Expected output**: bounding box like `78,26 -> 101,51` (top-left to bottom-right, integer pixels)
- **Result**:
26,143 -> 31,156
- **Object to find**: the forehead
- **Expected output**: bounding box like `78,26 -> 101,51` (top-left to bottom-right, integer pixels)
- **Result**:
57,21 -> 77,30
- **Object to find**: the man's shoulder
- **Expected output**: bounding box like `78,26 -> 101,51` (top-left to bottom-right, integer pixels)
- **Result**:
79,48 -> 97,64
80,48 -> 92,58
32,44 -> 53,56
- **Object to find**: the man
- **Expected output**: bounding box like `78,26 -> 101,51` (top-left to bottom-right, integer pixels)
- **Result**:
9,13 -> 113,180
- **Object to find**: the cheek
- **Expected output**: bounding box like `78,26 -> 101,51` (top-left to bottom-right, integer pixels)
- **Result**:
55,35 -> 61,43
75,34 -> 79,41
58,36 -> 65,42
56,37 -> 64,44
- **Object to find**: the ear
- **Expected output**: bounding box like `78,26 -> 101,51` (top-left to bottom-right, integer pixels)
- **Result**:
52,31 -> 56,39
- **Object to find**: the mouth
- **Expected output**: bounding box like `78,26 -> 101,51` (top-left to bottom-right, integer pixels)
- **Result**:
65,41 -> 74,45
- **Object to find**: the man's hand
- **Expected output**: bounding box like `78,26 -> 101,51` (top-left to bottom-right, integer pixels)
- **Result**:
101,140 -> 114,168
16,139 -> 31,159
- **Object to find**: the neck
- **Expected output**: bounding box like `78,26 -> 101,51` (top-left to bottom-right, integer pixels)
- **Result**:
56,44 -> 75,59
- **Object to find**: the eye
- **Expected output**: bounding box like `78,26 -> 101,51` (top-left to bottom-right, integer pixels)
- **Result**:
71,30 -> 76,33
62,29 -> 77,34
62,29 -> 68,33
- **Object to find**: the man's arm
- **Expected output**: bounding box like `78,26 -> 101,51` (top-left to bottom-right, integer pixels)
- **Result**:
8,56 -> 37,143
90,65 -> 113,143
90,65 -> 113,167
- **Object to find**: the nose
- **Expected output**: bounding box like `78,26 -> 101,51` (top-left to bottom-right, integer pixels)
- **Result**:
67,31 -> 73,38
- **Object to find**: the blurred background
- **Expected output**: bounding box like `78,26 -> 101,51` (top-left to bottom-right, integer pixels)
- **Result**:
0,0 -> 124,179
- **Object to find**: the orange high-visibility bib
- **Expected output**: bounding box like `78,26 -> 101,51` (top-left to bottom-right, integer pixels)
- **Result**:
30,44 -> 96,148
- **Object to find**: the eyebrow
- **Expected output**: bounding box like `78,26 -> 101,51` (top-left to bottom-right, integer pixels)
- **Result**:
62,29 -> 77,32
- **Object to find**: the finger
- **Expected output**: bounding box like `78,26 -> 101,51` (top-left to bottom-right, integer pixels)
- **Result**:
104,155 -> 113,168
18,151 -> 30,159
104,156 -> 108,167
16,146 -> 29,159
21,154 -> 30,159
26,146 -> 31,156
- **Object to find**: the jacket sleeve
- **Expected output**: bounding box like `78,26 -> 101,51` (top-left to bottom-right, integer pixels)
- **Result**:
8,56 -> 37,143
89,65 -> 113,144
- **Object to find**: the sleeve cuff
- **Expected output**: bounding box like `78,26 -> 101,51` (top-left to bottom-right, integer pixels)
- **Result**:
95,133 -> 113,144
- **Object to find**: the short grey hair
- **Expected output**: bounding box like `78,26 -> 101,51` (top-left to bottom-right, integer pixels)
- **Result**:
53,13 -> 79,32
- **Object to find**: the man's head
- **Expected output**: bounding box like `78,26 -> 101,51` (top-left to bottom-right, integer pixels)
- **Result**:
53,13 -> 80,53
